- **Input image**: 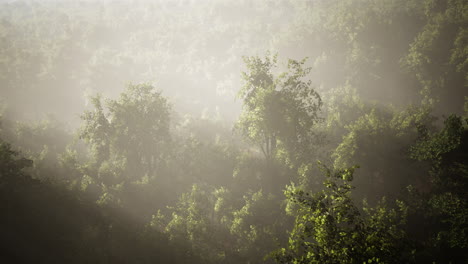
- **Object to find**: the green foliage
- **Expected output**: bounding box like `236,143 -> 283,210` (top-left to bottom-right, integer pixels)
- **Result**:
80,83 -> 171,180
274,164 -> 412,264
152,184 -> 231,263
154,184 -> 287,264
331,102 -> 434,202
410,114 -> 465,164
406,114 -> 468,262
169,133 -> 239,188
0,139 -> 32,183
229,190 -> 286,263
0,115 -> 76,183
402,0 -> 467,113
237,54 -> 322,163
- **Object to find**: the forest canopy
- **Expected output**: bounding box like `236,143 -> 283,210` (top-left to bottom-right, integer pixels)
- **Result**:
0,0 -> 467,263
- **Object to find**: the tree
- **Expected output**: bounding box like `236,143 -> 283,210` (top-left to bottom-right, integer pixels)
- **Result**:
237,54 -> 322,162
331,103 -> 434,203
273,163 -> 412,264
153,183 -> 286,264
0,139 -> 33,185
407,114 -> 468,262
80,83 -> 171,181
402,0 -> 467,115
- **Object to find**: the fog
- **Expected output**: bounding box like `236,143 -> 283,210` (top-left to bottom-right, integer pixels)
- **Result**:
1,0 -> 299,125
0,0 -> 467,263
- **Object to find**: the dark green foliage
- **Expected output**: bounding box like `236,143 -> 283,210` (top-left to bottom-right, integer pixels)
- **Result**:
406,114 -> 468,262
0,137 -> 199,264
0,141 -> 32,182
273,164 -> 412,264
331,104 -> 434,203
153,183 -> 288,264
402,0 -> 467,115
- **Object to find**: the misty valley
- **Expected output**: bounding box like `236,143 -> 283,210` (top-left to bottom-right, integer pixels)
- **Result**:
0,0 -> 467,263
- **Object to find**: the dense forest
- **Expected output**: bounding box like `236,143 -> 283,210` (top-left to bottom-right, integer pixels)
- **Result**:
0,0 -> 467,263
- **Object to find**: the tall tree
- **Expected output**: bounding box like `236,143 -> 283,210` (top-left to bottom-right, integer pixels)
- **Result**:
237,54 -> 322,165
80,83 -> 171,182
